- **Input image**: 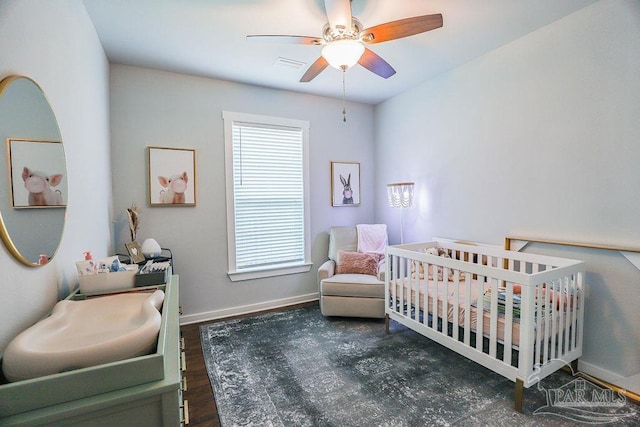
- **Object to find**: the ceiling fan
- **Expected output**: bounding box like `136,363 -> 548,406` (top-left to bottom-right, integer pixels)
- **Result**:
247,0 -> 443,82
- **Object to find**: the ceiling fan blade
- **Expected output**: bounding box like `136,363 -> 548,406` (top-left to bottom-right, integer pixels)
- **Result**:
324,0 -> 352,31
358,48 -> 396,79
300,56 -> 329,82
246,35 -> 323,45
361,14 -> 443,44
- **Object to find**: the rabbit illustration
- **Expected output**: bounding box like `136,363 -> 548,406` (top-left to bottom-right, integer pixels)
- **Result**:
340,173 -> 353,204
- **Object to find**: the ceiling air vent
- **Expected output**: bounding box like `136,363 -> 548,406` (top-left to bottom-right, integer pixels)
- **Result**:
274,57 -> 306,70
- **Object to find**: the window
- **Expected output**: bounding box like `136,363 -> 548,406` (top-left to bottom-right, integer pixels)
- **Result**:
223,111 -> 311,281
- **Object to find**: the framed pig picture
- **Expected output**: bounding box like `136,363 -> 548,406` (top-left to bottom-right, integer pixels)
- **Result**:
7,138 -> 67,209
147,146 -> 197,207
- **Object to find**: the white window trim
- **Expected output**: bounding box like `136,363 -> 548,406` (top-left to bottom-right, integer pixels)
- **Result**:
223,111 -> 312,282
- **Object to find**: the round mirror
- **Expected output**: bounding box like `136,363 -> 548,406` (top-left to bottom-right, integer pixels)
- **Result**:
0,75 -> 67,267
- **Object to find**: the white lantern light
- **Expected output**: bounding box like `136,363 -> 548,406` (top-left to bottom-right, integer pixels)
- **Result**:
386,182 -> 415,244
386,182 -> 415,208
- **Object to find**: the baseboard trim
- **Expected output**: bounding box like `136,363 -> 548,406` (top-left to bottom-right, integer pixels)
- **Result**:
578,360 -> 640,397
179,292 -> 319,325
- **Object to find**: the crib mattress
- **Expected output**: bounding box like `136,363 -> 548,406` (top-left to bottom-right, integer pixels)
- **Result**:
389,278 -> 563,348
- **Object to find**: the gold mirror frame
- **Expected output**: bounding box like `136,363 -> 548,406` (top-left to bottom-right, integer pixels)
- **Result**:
0,75 -> 67,267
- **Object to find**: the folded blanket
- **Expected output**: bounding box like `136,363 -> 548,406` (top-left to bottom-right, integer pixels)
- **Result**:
356,224 -> 388,254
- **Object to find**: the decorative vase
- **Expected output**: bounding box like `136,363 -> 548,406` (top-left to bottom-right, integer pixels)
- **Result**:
141,238 -> 162,258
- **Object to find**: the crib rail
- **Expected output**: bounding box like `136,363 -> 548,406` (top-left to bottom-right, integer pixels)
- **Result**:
385,241 -> 585,393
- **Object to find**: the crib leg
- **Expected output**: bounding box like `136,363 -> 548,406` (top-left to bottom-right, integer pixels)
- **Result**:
385,314 -> 390,334
514,378 -> 524,413
570,358 -> 579,373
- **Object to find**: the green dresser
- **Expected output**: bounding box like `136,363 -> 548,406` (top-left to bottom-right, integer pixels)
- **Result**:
0,274 -> 185,426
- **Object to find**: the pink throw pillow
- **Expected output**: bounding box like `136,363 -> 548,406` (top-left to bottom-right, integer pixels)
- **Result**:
336,250 -> 381,276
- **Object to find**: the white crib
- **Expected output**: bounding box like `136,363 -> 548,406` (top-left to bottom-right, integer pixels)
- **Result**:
384,240 -> 585,412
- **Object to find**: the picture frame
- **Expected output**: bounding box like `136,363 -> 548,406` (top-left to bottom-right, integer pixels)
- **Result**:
331,161 -> 360,206
7,138 -> 67,209
125,241 -> 146,264
147,146 -> 196,207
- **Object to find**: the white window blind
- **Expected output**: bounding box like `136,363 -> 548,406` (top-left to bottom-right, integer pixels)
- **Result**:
223,111 -> 311,281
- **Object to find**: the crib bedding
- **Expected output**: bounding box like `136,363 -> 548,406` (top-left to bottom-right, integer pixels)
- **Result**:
389,277 -> 569,348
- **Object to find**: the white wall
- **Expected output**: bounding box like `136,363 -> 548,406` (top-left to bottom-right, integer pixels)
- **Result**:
374,0 -> 640,392
109,65 -> 375,322
0,0 -> 112,352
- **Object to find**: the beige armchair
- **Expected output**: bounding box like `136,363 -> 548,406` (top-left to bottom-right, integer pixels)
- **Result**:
318,225 -> 387,319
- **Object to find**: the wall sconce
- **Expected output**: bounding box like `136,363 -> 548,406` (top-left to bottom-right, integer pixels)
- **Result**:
386,182 -> 414,244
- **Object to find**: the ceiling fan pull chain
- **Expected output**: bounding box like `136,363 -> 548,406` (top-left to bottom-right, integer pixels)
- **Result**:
342,66 -> 347,122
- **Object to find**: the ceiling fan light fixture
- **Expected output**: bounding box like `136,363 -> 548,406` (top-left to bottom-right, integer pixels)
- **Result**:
321,39 -> 364,70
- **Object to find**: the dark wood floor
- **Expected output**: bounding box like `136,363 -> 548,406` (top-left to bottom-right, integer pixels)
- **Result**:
179,302 -> 317,426
180,321 -> 221,427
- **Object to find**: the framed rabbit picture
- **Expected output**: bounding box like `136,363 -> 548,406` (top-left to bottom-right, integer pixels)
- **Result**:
330,161 -> 360,206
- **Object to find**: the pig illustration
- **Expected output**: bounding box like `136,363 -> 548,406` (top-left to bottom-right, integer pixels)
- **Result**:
22,166 -> 64,206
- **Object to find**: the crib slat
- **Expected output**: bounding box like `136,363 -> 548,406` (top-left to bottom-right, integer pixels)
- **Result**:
385,254 -> 389,311
414,263 -> 420,322
442,266 -> 450,337
568,277 -> 575,351
392,255 -> 397,315
406,258 -> 411,318
568,274 -> 575,351
399,257 -> 405,317
475,275 -> 485,352
489,277 -> 498,358
542,281 -> 552,364
558,277 -> 566,357
406,259 -> 411,319
431,263 -> 438,331
505,257 -> 515,365
548,280 -> 556,362
452,270 -> 460,341
393,258 -> 397,311
575,272 -> 585,351
534,284 -> 543,367
503,282 -> 514,366
572,273 -> 580,351
421,264 -> 428,326
464,272 -> 471,346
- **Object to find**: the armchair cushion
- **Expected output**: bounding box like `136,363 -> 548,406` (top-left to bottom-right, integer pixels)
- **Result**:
321,274 -> 385,298
336,250 -> 382,276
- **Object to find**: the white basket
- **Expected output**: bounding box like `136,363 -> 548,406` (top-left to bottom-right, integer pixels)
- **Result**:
78,270 -> 137,294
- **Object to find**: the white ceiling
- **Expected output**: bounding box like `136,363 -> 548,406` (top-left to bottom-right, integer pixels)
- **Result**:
83,0 -> 598,105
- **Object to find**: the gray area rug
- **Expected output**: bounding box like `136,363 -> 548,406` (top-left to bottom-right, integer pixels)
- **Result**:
200,305 -> 639,426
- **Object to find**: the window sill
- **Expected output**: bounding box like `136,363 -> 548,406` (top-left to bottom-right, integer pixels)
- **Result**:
228,262 -> 313,282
